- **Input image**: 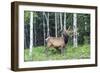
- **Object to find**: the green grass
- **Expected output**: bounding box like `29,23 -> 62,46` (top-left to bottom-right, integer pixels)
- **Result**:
24,44 -> 90,61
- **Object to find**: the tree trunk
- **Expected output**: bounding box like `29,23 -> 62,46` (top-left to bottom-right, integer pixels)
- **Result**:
55,13 -> 57,37
73,13 -> 78,47
44,12 -> 50,37
29,12 -> 33,56
43,12 -> 46,46
34,12 -> 36,46
60,13 -> 63,36
47,13 -> 50,37
64,13 -> 66,30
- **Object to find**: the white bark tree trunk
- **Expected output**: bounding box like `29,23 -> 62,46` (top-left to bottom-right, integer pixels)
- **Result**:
60,13 -> 63,37
43,12 -> 46,46
55,13 -> 57,37
44,12 -> 50,37
47,13 -> 50,37
34,12 -> 36,46
64,13 -> 66,30
29,12 -> 33,56
73,13 -> 78,47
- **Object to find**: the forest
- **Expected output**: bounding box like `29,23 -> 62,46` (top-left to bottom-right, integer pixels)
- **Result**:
24,11 -> 90,61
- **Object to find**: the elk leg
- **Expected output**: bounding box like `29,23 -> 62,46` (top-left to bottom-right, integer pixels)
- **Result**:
61,48 -> 64,55
55,47 -> 61,53
45,47 -> 49,57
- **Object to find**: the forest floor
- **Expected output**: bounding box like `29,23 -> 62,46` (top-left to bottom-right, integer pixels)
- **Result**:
24,44 -> 90,61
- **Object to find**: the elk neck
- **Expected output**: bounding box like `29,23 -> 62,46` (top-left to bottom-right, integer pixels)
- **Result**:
63,34 -> 69,44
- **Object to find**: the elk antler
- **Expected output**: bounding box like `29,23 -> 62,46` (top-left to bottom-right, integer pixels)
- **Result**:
67,26 -> 71,31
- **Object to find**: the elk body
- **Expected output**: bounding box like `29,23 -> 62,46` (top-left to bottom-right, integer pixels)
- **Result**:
45,27 -> 71,55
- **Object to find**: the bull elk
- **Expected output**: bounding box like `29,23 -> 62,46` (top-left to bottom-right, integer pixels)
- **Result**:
45,26 -> 73,55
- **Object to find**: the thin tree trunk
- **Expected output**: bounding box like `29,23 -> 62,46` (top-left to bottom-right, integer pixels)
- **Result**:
44,12 -> 50,37
34,12 -> 36,46
64,13 -> 66,30
47,13 -> 50,37
73,13 -> 78,47
60,13 -> 63,36
55,12 -> 57,37
43,12 -> 46,46
57,13 -> 60,36
29,11 -> 33,56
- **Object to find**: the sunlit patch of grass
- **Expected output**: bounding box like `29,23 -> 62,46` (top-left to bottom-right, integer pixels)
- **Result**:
24,44 -> 90,61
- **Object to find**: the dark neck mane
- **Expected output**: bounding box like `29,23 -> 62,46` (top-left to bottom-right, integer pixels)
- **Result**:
63,34 -> 69,44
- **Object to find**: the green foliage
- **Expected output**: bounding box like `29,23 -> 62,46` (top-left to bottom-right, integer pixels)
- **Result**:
66,13 -> 73,28
24,11 -> 30,25
24,11 -> 38,25
77,14 -> 90,44
24,44 -> 90,61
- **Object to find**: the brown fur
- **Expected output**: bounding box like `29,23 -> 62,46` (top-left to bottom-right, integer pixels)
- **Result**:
45,26 -> 73,55
46,37 -> 65,49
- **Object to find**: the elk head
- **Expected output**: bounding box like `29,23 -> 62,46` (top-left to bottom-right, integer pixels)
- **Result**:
62,26 -> 74,37
65,26 -> 79,37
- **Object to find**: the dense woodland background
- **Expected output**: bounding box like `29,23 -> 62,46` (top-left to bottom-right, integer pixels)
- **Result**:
24,11 -> 90,61
24,11 -> 90,48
